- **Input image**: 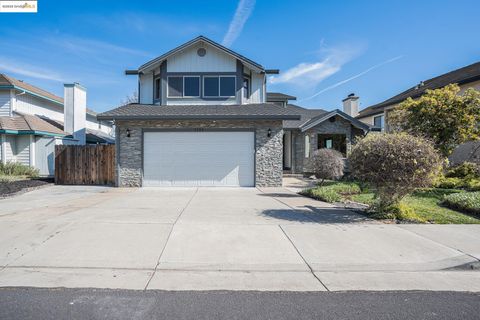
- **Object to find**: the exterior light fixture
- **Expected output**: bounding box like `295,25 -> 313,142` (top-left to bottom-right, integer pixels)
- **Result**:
126,128 -> 131,137
267,128 -> 272,137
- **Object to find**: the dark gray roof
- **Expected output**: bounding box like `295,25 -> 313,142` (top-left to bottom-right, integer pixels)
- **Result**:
301,109 -> 371,132
267,92 -> 297,101
283,104 -> 327,129
97,103 -> 301,121
138,36 -> 265,72
357,61 -> 480,118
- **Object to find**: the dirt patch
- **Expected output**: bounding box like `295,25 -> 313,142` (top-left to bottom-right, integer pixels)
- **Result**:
0,179 -> 53,198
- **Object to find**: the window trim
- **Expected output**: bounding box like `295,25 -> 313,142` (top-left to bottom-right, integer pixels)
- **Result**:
154,77 -> 161,100
182,75 -> 201,98
167,75 -> 201,98
373,115 -> 385,130
304,135 -> 310,158
202,75 -> 236,98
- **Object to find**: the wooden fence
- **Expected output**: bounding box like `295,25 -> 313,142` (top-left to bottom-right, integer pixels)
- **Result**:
55,145 -> 115,185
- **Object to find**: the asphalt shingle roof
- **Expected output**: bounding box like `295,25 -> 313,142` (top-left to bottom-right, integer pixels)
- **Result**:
267,92 -> 297,101
357,61 -> 480,118
283,104 -> 328,129
97,103 -> 302,121
0,114 -> 65,135
0,74 -> 97,116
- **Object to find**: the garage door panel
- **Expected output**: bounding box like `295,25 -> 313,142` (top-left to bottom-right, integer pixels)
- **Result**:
143,131 -> 255,187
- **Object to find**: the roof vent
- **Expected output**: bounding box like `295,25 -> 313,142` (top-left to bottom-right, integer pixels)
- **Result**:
197,48 -> 206,57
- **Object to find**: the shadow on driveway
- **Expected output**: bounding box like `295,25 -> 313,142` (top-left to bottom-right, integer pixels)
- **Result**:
260,206 -> 371,224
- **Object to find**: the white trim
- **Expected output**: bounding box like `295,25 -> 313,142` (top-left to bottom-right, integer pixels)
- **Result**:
202,75 -> 236,98
9,89 -> 15,116
167,75 -> 201,98
1,134 -> 5,165
29,135 -> 35,167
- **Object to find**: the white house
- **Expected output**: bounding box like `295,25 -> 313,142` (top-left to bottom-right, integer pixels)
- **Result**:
0,74 -> 114,176
98,36 -> 369,187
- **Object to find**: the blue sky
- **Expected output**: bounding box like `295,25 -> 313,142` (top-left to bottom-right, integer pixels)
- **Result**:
1,0 -> 479,112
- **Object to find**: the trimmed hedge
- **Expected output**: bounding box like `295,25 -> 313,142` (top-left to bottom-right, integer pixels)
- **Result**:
442,192 -> 480,215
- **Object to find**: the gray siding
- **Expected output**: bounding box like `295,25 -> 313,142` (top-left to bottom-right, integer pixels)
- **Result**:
116,120 -> 283,187
5,135 -> 15,161
35,136 -> 56,176
15,135 -> 30,165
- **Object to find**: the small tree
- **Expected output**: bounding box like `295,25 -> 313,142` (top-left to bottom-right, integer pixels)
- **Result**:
120,91 -> 139,106
348,133 -> 442,209
309,148 -> 344,185
389,84 -> 480,157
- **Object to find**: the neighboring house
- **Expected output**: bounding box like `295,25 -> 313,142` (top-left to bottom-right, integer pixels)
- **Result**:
356,61 -> 480,163
0,74 -> 114,176
98,36 -> 370,187
356,61 -> 480,131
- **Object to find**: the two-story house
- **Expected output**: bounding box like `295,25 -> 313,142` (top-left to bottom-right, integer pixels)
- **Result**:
0,74 -> 114,176
98,36 -> 369,187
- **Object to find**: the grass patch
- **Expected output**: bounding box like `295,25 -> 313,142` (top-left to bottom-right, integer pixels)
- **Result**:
0,161 -> 39,178
302,181 -> 480,224
300,181 -> 361,203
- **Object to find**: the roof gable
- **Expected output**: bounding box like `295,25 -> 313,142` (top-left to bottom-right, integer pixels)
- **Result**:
301,109 -> 370,132
138,36 -> 265,72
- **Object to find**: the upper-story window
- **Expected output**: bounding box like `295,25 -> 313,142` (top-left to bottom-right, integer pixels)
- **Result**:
243,77 -> 250,99
154,77 -> 161,100
374,115 -> 384,130
203,76 -> 236,98
167,76 -> 200,98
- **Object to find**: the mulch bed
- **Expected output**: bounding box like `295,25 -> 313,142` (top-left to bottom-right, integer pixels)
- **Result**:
0,178 -> 53,198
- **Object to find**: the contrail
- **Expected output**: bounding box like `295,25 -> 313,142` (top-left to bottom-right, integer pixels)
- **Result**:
222,0 -> 256,47
298,55 -> 403,103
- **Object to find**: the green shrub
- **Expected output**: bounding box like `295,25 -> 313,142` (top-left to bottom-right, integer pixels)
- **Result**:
348,133 -> 443,209
442,192 -> 480,215
0,161 -> 39,178
446,162 -> 480,179
435,177 -> 466,189
369,201 -> 426,222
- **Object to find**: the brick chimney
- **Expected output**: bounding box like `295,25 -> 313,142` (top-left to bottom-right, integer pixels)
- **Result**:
64,83 -> 86,145
342,93 -> 359,117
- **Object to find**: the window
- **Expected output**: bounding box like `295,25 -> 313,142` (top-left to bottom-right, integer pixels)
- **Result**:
325,139 -> 333,149
204,77 -> 219,97
184,76 -> 200,97
243,77 -> 250,99
167,76 -> 200,98
203,76 -> 236,97
305,135 -> 310,158
220,77 -> 236,97
374,115 -> 384,130
317,134 -> 347,156
167,77 -> 182,97
154,78 -> 161,100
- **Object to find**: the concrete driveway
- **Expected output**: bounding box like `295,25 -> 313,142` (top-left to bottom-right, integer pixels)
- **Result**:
0,185 -> 479,291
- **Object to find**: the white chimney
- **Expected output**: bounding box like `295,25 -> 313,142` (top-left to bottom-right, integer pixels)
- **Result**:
342,93 -> 359,117
64,83 -> 86,145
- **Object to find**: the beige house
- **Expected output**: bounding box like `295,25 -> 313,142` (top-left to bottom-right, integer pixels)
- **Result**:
356,61 -> 480,163
357,61 -> 480,132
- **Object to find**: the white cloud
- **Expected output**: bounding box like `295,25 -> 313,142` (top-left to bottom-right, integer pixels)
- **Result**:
299,55 -> 404,102
269,44 -> 363,87
222,0 -> 256,47
0,58 -> 65,82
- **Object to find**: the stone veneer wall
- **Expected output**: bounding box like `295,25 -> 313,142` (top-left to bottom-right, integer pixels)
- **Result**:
115,119 -> 283,187
290,115 -> 364,174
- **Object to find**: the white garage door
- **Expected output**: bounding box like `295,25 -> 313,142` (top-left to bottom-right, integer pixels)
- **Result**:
143,131 -> 255,187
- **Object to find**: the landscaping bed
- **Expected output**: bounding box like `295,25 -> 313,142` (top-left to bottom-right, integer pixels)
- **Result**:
0,178 -> 53,198
301,181 -> 480,224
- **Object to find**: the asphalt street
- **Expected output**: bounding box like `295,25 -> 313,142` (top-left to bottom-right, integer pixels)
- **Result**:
0,288 -> 479,320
